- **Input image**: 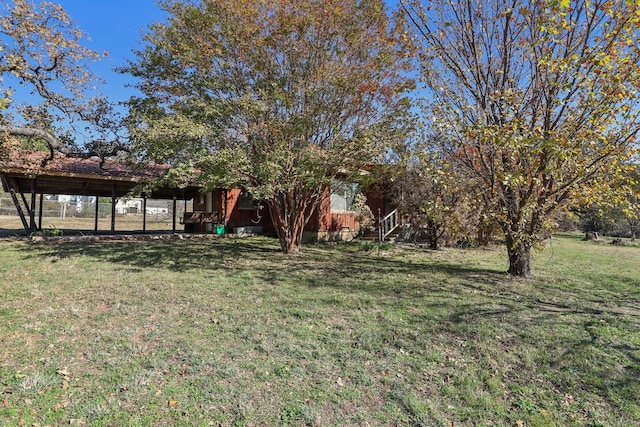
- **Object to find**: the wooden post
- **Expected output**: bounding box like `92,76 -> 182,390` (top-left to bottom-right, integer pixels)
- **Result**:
183,195 -> 188,233
94,196 -> 99,234
19,192 -> 29,212
1,176 -> 29,232
172,196 -> 177,234
29,179 -> 36,233
111,185 -> 116,234
142,195 -> 147,234
38,193 -> 43,231
378,208 -> 382,243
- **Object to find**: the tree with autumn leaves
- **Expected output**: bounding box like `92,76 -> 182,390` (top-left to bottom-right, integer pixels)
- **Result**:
124,0 -> 414,254
402,0 -> 640,276
387,129 -> 475,250
0,0 -> 125,162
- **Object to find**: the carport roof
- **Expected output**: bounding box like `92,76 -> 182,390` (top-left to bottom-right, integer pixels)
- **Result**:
0,150 -> 201,199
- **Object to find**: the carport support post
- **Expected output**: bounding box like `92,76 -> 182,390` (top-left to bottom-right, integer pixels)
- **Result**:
2,175 -> 29,232
38,193 -> 43,231
111,185 -> 116,234
172,196 -> 177,234
94,196 -> 99,234
142,195 -> 147,234
29,179 -> 36,233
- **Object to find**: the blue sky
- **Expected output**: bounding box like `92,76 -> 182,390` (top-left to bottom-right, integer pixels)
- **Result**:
52,0 -> 165,104
8,0 -> 402,108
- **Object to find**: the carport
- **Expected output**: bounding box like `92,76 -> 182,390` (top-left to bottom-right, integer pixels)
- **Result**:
0,150 -> 201,234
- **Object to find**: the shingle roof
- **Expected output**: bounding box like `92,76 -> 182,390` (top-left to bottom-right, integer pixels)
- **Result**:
0,150 -> 200,199
2,150 -> 168,181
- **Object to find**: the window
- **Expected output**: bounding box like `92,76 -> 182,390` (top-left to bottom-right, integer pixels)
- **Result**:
330,180 -> 359,213
237,190 -> 255,210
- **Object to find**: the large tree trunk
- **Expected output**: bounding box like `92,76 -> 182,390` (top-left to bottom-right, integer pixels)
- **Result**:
267,189 -> 320,254
425,218 -> 440,250
629,221 -> 638,242
505,235 -> 532,277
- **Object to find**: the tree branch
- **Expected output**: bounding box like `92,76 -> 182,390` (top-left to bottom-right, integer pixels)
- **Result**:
0,126 -> 130,167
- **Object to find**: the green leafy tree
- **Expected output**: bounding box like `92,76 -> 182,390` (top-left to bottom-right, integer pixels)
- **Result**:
0,0 -> 125,162
124,0 -> 414,253
401,0 -> 640,276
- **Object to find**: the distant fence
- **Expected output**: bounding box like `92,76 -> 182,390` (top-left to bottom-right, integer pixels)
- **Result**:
0,197 -> 193,219
1,197 -> 105,218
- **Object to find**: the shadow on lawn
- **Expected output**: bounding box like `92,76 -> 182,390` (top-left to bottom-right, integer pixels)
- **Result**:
17,236 -> 639,321
17,236 -> 639,304
0,228 -> 28,238
20,237 -> 278,269
17,235 -> 509,292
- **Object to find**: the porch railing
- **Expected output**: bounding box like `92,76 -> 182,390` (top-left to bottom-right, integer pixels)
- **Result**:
378,208 -> 399,242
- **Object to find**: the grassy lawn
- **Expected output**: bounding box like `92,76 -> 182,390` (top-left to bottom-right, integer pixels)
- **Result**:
0,233 -> 638,426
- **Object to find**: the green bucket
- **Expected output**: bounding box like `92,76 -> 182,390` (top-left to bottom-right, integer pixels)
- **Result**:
214,224 -> 225,235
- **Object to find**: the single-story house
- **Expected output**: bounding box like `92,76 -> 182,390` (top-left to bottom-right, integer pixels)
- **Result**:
185,183 -> 388,241
1,150 -> 397,239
